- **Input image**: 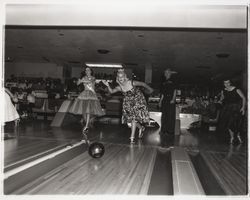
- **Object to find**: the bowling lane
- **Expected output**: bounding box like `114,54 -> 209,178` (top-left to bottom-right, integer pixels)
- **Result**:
4,120 -> 84,169
4,136 -> 70,169
12,143 -> 173,195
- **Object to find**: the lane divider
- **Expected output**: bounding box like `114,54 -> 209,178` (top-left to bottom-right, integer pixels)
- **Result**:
5,144 -> 70,170
4,140 -> 86,180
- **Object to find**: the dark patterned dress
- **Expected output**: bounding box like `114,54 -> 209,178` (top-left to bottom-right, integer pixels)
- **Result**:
121,86 -> 150,124
160,80 -> 177,135
218,88 -> 243,137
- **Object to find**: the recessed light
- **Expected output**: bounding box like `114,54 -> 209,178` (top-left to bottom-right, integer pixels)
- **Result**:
97,49 -> 110,54
216,53 -> 229,58
195,66 -> 211,69
68,61 -> 80,64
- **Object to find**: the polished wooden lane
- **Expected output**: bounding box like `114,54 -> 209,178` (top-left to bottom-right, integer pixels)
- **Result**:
4,120 -> 83,169
3,119 -> 248,195
4,137 -> 69,169
13,143 -> 157,194
201,147 -> 247,195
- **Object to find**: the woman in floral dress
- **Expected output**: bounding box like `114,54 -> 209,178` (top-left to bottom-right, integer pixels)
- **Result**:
103,69 -> 154,143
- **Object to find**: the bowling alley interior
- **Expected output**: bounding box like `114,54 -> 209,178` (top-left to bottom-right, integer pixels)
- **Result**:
1,2 -> 249,196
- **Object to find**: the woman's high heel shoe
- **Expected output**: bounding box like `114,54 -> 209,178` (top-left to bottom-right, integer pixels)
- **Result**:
83,127 -> 89,132
129,137 -> 135,144
138,126 -> 145,139
230,137 -> 234,144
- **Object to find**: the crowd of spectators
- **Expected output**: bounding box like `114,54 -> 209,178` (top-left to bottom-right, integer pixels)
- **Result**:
5,75 -> 223,126
178,95 -> 222,130
5,75 -> 119,118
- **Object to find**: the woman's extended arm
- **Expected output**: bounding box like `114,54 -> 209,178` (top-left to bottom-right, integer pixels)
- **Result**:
170,89 -> 177,104
236,89 -> 246,115
77,77 -> 94,85
159,94 -> 164,108
102,81 -> 121,94
218,90 -> 224,104
133,81 -> 154,94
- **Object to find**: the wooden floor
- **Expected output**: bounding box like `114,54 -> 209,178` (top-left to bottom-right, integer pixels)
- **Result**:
201,149 -> 247,195
13,143 -> 157,194
2,118 -> 248,195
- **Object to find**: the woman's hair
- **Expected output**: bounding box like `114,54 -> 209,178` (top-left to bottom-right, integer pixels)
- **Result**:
223,79 -> 234,86
116,68 -> 128,83
80,66 -> 94,78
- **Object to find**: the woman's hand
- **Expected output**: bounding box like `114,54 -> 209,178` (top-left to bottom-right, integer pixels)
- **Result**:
170,100 -> 175,104
77,79 -> 82,85
102,80 -> 110,87
12,96 -> 18,103
240,107 -> 245,115
158,101 -> 162,108
148,88 -> 154,94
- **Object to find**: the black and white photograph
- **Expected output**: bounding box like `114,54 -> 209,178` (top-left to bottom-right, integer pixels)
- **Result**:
0,0 -> 249,198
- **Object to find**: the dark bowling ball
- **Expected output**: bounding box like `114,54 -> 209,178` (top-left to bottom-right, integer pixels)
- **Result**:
88,142 -> 105,158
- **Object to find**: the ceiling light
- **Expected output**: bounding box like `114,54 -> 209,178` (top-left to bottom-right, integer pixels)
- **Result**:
68,61 -> 80,64
216,53 -> 230,58
195,66 -> 211,69
85,63 -> 123,68
97,49 -> 110,54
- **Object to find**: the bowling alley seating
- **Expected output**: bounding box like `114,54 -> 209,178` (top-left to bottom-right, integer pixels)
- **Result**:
32,91 -> 64,120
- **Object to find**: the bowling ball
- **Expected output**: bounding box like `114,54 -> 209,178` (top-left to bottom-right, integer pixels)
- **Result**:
88,142 -> 105,158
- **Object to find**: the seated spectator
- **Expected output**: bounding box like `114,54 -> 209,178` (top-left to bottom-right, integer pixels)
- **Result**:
16,88 -> 28,118
18,79 -> 27,90
17,88 -> 25,101
179,96 -> 189,112
66,78 -> 78,92
202,96 -> 222,130
54,79 -> 64,97
191,96 -> 206,114
209,96 -> 222,123
27,89 -> 35,118
32,79 -> 46,90
27,80 -> 33,89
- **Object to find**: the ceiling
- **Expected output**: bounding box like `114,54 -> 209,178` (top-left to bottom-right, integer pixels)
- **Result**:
4,27 -> 247,85
3,3 -> 248,86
